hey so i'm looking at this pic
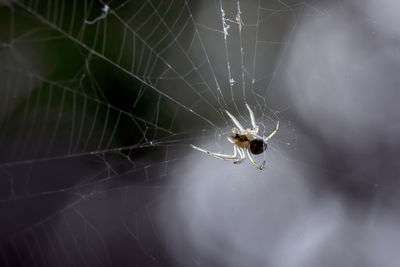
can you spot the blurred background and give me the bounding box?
[1,0,400,266]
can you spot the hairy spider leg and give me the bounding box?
[245,103,258,133]
[190,144,244,162]
[225,110,244,132]
[265,121,280,141]
[246,149,265,170]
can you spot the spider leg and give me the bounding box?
[191,144,240,161]
[246,149,265,170]
[227,136,236,144]
[237,147,245,158]
[265,121,280,141]
[234,147,246,164]
[225,110,244,132]
[245,103,259,133]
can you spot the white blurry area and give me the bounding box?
[157,1,400,266]
[285,0,400,149]
[159,142,400,267]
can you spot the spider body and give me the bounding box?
[191,104,279,170]
[231,133,249,148]
[230,133,266,155]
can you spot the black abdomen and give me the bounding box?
[249,139,267,155]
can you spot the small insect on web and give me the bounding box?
[191,104,279,170]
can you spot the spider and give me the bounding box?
[191,104,279,170]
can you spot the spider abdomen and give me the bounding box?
[250,139,267,155]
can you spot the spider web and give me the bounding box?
[1,0,377,266]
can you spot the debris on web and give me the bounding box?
[85,4,110,24]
